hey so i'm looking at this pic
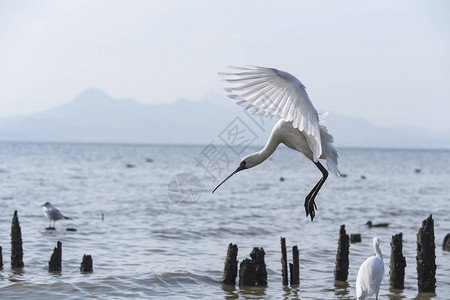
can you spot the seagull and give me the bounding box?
[366,221,389,228]
[212,66,340,221]
[356,237,384,300]
[42,202,72,229]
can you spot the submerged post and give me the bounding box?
[334,224,349,281]
[11,210,24,268]
[0,246,3,270]
[80,254,93,273]
[443,234,450,251]
[281,237,288,286]
[239,259,256,286]
[222,243,238,285]
[250,247,267,286]
[290,245,300,285]
[416,215,436,293]
[350,234,361,244]
[49,241,62,272]
[390,233,406,289]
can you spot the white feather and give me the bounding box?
[220,66,322,161]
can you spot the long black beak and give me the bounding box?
[212,164,246,193]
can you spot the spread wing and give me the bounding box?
[219,66,322,161]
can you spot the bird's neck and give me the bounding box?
[375,246,383,261]
[255,136,279,164]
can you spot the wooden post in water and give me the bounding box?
[443,234,450,251]
[290,245,299,285]
[0,246,3,270]
[389,233,406,289]
[280,237,288,286]
[416,214,436,293]
[49,241,62,272]
[250,247,267,286]
[80,254,93,273]
[334,224,349,281]
[239,259,256,286]
[11,210,24,268]
[222,243,238,285]
[350,234,361,244]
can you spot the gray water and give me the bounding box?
[0,142,449,299]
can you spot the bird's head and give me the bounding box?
[42,202,51,207]
[240,152,263,169]
[366,221,373,228]
[212,152,265,193]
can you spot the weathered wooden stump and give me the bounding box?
[390,233,406,289]
[80,254,93,273]
[443,234,450,251]
[222,243,238,285]
[239,259,256,286]
[280,237,288,286]
[49,241,62,272]
[416,215,436,293]
[334,224,349,281]
[250,247,267,286]
[350,234,361,243]
[290,245,299,285]
[11,210,24,268]
[0,246,3,270]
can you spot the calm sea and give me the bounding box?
[0,142,449,299]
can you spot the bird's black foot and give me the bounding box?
[304,195,318,221]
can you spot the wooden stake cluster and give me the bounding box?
[222,244,267,287]
[8,211,93,274]
[222,243,238,285]
[416,214,436,293]
[49,241,62,272]
[334,224,349,281]
[390,233,406,289]
[280,237,300,286]
[11,210,24,268]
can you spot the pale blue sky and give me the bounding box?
[0,0,449,130]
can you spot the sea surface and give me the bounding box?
[0,142,449,299]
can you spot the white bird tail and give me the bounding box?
[320,124,340,177]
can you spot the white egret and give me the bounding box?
[212,66,340,220]
[356,237,384,300]
[42,202,72,229]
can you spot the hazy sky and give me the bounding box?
[1,0,449,130]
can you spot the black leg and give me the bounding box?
[304,161,328,221]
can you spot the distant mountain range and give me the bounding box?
[0,89,448,149]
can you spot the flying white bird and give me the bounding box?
[356,237,385,300]
[212,66,340,220]
[42,202,72,229]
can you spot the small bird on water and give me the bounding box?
[212,66,340,221]
[356,237,384,300]
[42,202,72,229]
[366,221,389,228]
